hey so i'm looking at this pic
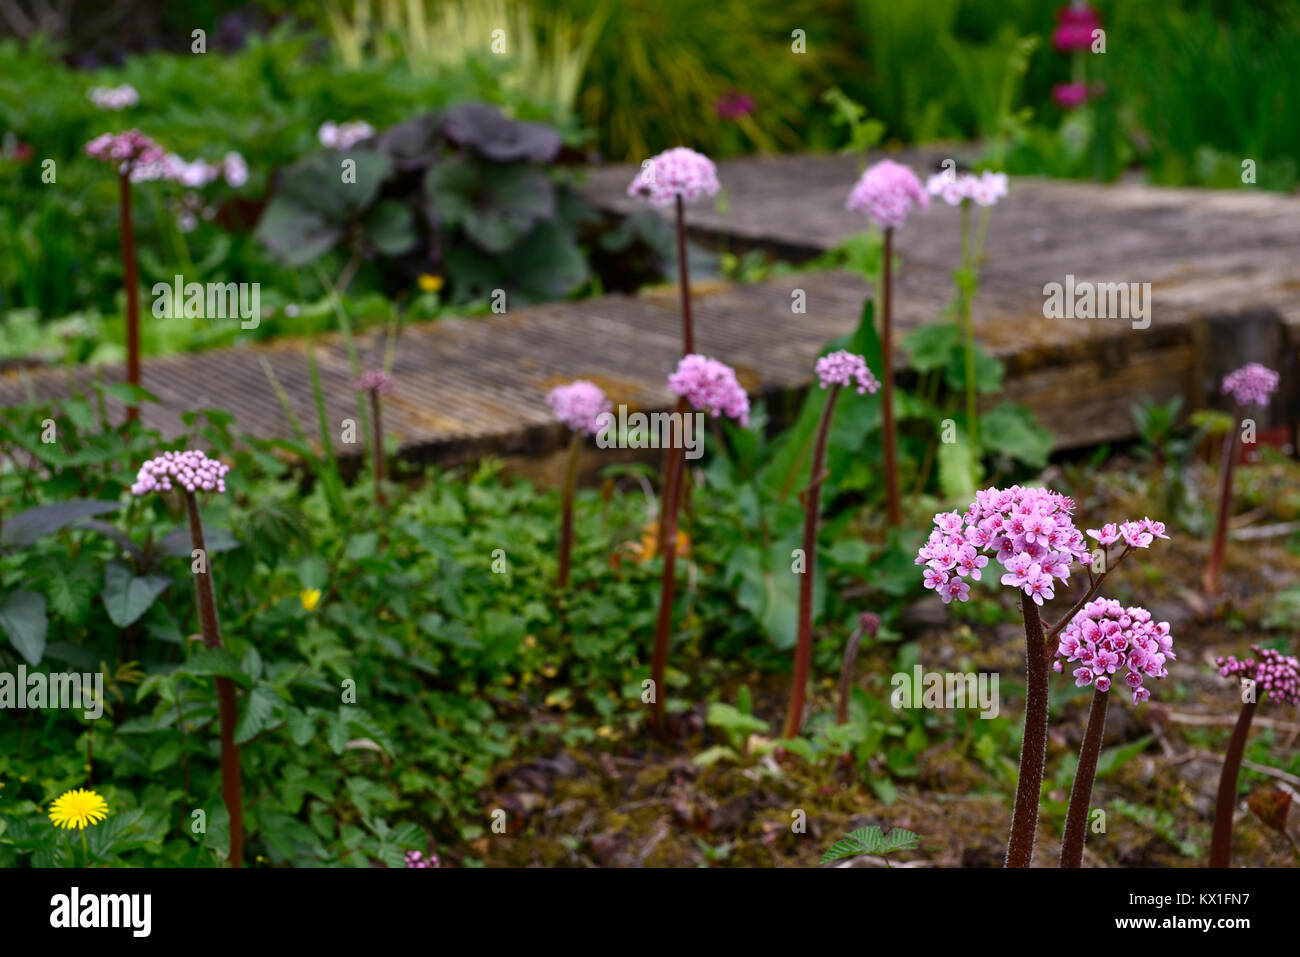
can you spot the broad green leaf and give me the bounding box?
[101,562,170,628]
[0,589,47,664]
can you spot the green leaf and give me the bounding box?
[363,200,418,256]
[101,562,170,628]
[1096,735,1153,778]
[0,499,121,548]
[981,403,1054,467]
[0,589,47,664]
[945,344,1004,394]
[901,322,960,373]
[936,432,977,500]
[234,684,281,745]
[287,708,317,747]
[182,646,245,680]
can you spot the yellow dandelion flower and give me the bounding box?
[300,588,322,612]
[417,273,444,293]
[48,788,109,830]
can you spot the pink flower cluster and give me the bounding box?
[404,850,440,868]
[925,169,1010,207]
[1216,646,1300,706]
[84,130,164,167]
[1084,518,1170,549]
[1053,3,1101,53]
[546,380,611,436]
[131,450,230,496]
[1220,362,1279,408]
[845,159,929,230]
[319,120,375,150]
[668,354,750,425]
[919,486,1093,606]
[627,147,720,207]
[131,151,248,188]
[815,350,880,395]
[352,370,395,396]
[1053,598,1174,703]
[88,84,140,110]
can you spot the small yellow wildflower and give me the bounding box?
[417,273,444,293]
[523,634,537,650]
[300,589,322,612]
[48,788,109,830]
[540,663,558,679]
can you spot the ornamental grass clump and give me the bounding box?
[546,380,612,590]
[1209,645,1300,867]
[845,159,928,526]
[648,354,748,732]
[352,370,395,508]
[782,351,879,739]
[1204,363,1280,595]
[918,486,1170,866]
[131,450,243,867]
[1053,599,1173,866]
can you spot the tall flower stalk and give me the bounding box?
[628,148,721,732]
[648,355,749,731]
[1053,599,1174,866]
[546,380,611,590]
[919,487,1170,866]
[1204,363,1279,595]
[783,352,879,739]
[131,450,242,866]
[845,160,928,526]
[352,371,395,509]
[85,131,165,423]
[1209,646,1300,866]
[925,169,1009,450]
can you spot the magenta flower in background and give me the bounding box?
[1217,646,1300,706]
[1053,598,1174,704]
[319,120,375,150]
[352,370,395,396]
[668,354,750,425]
[546,380,612,436]
[404,850,441,868]
[130,450,230,496]
[815,350,880,395]
[84,130,164,168]
[846,159,929,230]
[715,91,755,121]
[221,151,249,188]
[88,84,140,110]
[1053,2,1101,53]
[627,147,720,207]
[1221,362,1279,408]
[1052,82,1091,109]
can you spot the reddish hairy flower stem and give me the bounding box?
[183,492,243,868]
[1209,697,1257,867]
[675,196,694,355]
[1060,686,1110,867]
[837,615,877,726]
[557,431,580,590]
[880,228,901,527]
[1204,425,1239,595]
[650,437,688,734]
[119,171,141,422]
[1007,599,1049,867]
[369,389,386,507]
[783,385,840,739]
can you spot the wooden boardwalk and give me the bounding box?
[3,151,1297,469]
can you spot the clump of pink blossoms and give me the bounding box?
[131,450,230,496]
[1217,646,1300,706]
[319,121,375,150]
[668,354,750,425]
[1221,362,1279,408]
[918,486,1093,606]
[352,370,395,396]
[88,84,140,111]
[627,147,720,207]
[84,130,164,168]
[546,380,611,436]
[1054,598,1174,703]
[925,170,1010,207]
[815,350,881,395]
[845,159,929,230]
[404,850,441,868]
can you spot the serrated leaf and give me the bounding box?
[182,646,244,680]
[234,684,280,745]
